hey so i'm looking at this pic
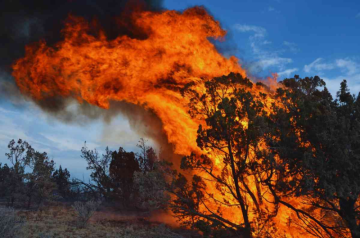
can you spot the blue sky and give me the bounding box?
[1,0,360,179]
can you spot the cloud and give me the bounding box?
[356,12,360,18]
[267,6,280,13]
[283,41,299,53]
[234,24,294,74]
[256,57,293,69]
[303,58,360,96]
[277,68,298,77]
[304,58,359,76]
[40,133,99,152]
[234,24,267,38]
[304,58,335,73]
[248,41,292,71]
[0,109,30,145]
[323,74,360,96]
[335,59,358,75]
[261,40,272,45]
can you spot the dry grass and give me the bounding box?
[15,205,190,238]
[0,207,24,238]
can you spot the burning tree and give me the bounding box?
[266,76,360,237]
[8,1,360,236]
[167,73,278,237]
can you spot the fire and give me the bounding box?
[12,7,244,156]
[11,6,346,238]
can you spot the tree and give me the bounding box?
[24,150,56,208]
[1,139,56,208]
[81,145,114,200]
[268,76,360,237]
[137,138,157,173]
[0,163,12,198]
[81,144,141,204]
[52,165,72,200]
[4,139,31,206]
[110,147,140,204]
[133,161,171,210]
[168,73,276,237]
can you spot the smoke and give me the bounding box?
[0,0,163,70]
[0,0,163,104]
[0,0,174,155]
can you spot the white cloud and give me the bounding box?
[257,58,293,69]
[277,68,298,77]
[323,74,360,96]
[261,40,272,45]
[304,58,359,76]
[248,42,292,71]
[335,59,358,75]
[268,7,275,12]
[40,133,99,152]
[234,23,294,73]
[283,41,299,53]
[304,58,335,73]
[356,12,360,18]
[234,24,267,38]
[303,58,360,96]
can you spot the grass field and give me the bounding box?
[13,205,199,238]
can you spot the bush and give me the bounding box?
[133,162,171,211]
[118,224,183,238]
[0,207,24,238]
[72,200,101,228]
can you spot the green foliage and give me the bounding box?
[81,139,165,210]
[52,166,73,200]
[0,139,57,208]
[269,75,360,237]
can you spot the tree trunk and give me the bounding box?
[228,142,252,238]
[339,197,360,238]
[27,195,32,209]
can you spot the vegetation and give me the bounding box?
[0,207,24,238]
[72,200,101,228]
[165,73,360,237]
[168,73,273,237]
[267,76,360,237]
[1,74,360,238]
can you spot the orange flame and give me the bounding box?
[11,6,347,237]
[12,7,245,156]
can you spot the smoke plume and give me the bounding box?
[0,0,163,69]
[1,0,170,151]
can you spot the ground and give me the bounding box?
[15,204,200,238]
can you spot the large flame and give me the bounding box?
[12,7,244,156]
[11,6,346,237]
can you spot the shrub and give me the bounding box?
[118,224,183,238]
[72,200,101,228]
[0,207,24,238]
[133,161,172,211]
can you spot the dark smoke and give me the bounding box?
[0,0,163,104]
[0,0,175,157]
[0,0,163,70]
